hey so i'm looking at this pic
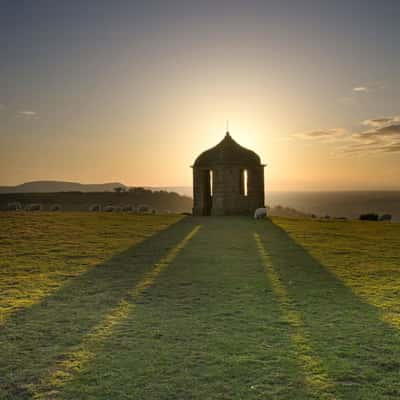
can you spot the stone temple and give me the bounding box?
[192,131,265,216]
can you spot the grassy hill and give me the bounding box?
[0,189,192,213]
[0,213,399,399]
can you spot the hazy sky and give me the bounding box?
[1,0,400,190]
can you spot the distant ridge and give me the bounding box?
[144,186,192,197]
[0,181,128,193]
[0,180,193,197]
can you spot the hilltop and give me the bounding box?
[0,180,128,193]
[0,181,193,197]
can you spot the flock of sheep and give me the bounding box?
[6,202,163,214]
[88,204,161,213]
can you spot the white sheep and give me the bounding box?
[254,207,267,219]
[25,204,42,211]
[89,204,101,212]
[7,202,22,211]
[137,204,151,213]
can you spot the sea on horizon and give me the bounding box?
[174,188,400,221]
[266,190,400,221]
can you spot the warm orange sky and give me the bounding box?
[1,1,400,190]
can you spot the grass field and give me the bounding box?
[1,213,400,399]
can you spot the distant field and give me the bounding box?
[1,214,400,399]
[0,190,192,213]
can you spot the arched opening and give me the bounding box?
[240,169,248,197]
[210,169,213,197]
[200,169,213,215]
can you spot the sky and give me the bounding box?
[1,0,400,190]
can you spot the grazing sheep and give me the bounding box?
[254,207,267,219]
[7,202,22,211]
[103,205,115,212]
[137,204,151,213]
[379,214,392,222]
[50,204,62,211]
[25,204,42,211]
[89,204,101,212]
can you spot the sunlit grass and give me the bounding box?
[254,233,335,399]
[0,212,182,324]
[272,217,400,329]
[258,217,400,399]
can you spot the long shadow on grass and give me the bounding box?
[0,217,195,399]
[257,219,400,399]
[58,217,314,400]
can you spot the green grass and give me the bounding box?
[0,212,182,325]
[1,214,400,399]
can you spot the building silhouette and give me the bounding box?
[192,131,265,216]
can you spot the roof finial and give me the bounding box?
[226,120,230,136]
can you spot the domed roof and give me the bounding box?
[193,132,261,167]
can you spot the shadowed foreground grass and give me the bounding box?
[1,214,400,399]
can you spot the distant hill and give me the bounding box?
[0,181,128,193]
[0,181,194,197]
[145,186,192,197]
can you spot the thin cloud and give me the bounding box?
[294,128,347,140]
[342,83,385,104]
[356,124,400,140]
[345,141,400,154]
[381,142,400,153]
[353,86,368,92]
[352,82,385,95]
[294,113,400,155]
[349,119,400,154]
[375,124,400,137]
[362,116,400,128]
[18,110,36,116]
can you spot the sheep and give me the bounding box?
[379,214,392,222]
[103,205,115,212]
[25,204,42,211]
[137,204,151,213]
[254,207,267,219]
[7,202,22,211]
[50,204,62,211]
[89,204,101,212]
